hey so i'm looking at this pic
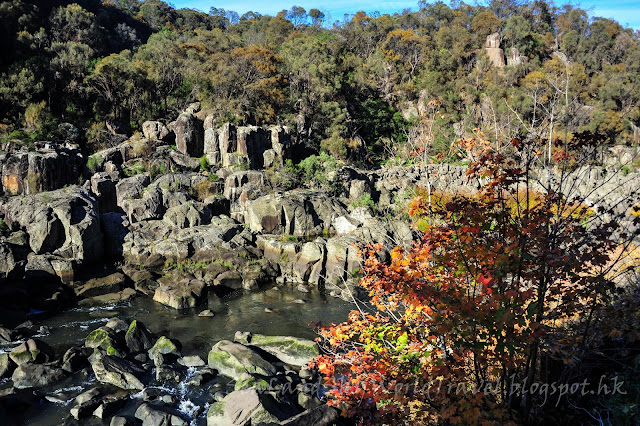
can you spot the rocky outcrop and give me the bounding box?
[507,47,528,66]
[246,191,349,237]
[485,33,505,67]
[208,340,278,380]
[171,113,204,157]
[1,186,103,264]
[1,143,83,196]
[142,120,173,143]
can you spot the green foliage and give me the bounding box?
[0,0,637,158]
[124,161,146,177]
[351,193,375,209]
[86,155,101,173]
[296,152,337,188]
[199,155,209,172]
[0,219,9,236]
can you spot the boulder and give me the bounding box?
[78,288,137,307]
[135,402,187,426]
[125,320,154,353]
[11,363,65,388]
[163,203,212,228]
[1,186,103,263]
[0,243,17,278]
[153,279,206,309]
[206,388,299,426]
[9,339,55,365]
[85,326,126,356]
[0,353,15,378]
[142,121,172,142]
[280,405,340,426]
[74,272,125,299]
[91,351,145,390]
[208,340,277,380]
[120,186,165,223]
[172,113,203,157]
[246,191,348,237]
[247,334,319,367]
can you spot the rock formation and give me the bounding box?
[485,32,506,67]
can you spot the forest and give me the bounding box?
[1,0,639,163]
[1,1,640,425]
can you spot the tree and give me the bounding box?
[287,5,307,27]
[49,3,100,45]
[309,9,325,27]
[311,137,639,424]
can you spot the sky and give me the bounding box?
[169,0,640,30]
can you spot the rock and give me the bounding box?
[62,345,91,373]
[172,113,204,157]
[208,340,277,380]
[121,186,165,223]
[91,172,119,213]
[234,331,252,344]
[74,387,101,405]
[148,336,181,363]
[101,213,129,259]
[153,279,205,309]
[9,338,55,365]
[125,320,154,353]
[0,243,18,278]
[71,397,102,420]
[236,126,272,169]
[156,364,181,382]
[332,216,360,235]
[11,363,65,388]
[198,309,215,317]
[91,351,145,390]
[110,416,129,426]
[247,335,319,367]
[1,186,103,263]
[203,194,230,216]
[280,405,339,426]
[78,288,137,307]
[0,353,15,377]
[163,203,212,228]
[178,355,205,367]
[75,272,126,299]
[116,174,150,207]
[1,144,83,196]
[485,33,505,67]
[214,270,243,289]
[135,402,187,426]
[186,367,217,386]
[206,388,299,426]
[142,121,172,143]
[223,170,265,221]
[246,191,348,237]
[85,327,125,356]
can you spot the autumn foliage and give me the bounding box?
[310,139,640,424]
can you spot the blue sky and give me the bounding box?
[169,0,640,30]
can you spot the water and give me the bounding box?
[1,284,354,425]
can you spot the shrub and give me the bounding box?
[199,155,210,172]
[86,155,101,173]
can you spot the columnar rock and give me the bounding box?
[218,123,237,167]
[172,113,204,157]
[91,172,119,212]
[1,144,84,195]
[485,33,505,67]
[507,47,528,66]
[203,116,220,164]
[237,126,272,169]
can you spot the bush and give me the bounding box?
[86,155,101,173]
[199,155,209,172]
[0,219,8,235]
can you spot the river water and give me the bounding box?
[0,285,355,425]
